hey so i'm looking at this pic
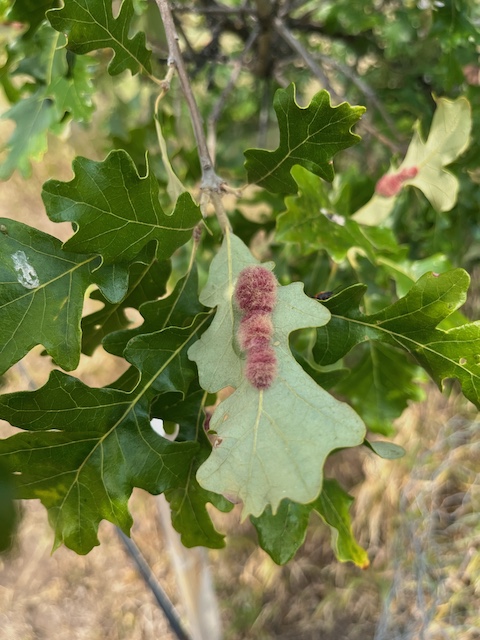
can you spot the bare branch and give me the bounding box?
[154,0,235,233]
[273,18,341,101]
[154,0,223,192]
[207,28,259,162]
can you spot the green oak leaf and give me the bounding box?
[0,218,129,375]
[334,342,426,435]
[103,263,204,357]
[276,165,400,262]
[0,25,96,179]
[0,312,209,553]
[250,478,369,567]
[244,84,365,194]
[189,232,366,518]
[250,500,311,565]
[313,269,480,409]
[47,39,96,122]
[82,245,171,356]
[0,371,198,554]
[7,0,55,34]
[0,462,18,552]
[42,150,202,264]
[0,91,57,179]
[47,0,152,77]
[353,96,472,225]
[364,439,405,460]
[313,479,369,568]
[159,389,234,549]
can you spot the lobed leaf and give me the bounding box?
[47,0,152,77]
[313,269,480,409]
[0,312,210,554]
[353,96,472,225]
[251,479,369,567]
[82,246,171,356]
[313,479,369,568]
[189,232,366,518]
[42,150,202,264]
[103,263,205,358]
[160,389,234,549]
[244,84,365,194]
[0,218,124,375]
[276,165,400,262]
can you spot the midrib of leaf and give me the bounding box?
[331,312,478,381]
[64,0,155,80]
[56,312,213,517]
[0,255,97,310]
[58,196,186,232]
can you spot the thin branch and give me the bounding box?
[154,0,223,192]
[273,18,341,101]
[171,3,257,15]
[314,51,402,143]
[207,27,259,162]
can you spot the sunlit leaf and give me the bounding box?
[314,269,480,408]
[313,479,369,568]
[42,150,202,264]
[353,96,472,224]
[47,0,152,76]
[244,84,365,194]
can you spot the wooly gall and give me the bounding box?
[234,265,277,314]
[234,266,278,390]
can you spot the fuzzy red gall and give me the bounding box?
[234,266,277,313]
[237,313,273,351]
[375,166,418,197]
[245,346,277,390]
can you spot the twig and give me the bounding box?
[154,0,224,197]
[207,27,259,162]
[171,3,256,15]
[314,51,402,143]
[116,528,192,640]
[273,18,341,101]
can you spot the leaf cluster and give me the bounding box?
[0,0,479,567]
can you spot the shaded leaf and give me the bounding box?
[42,150,202,264]
[47,0,152,76]
[189,232,366,518]
[7,0,55,33]
[103,263,204,357]
[82,246,171,356]
[276,166,400,262]
[161,389,233,549]
[0,371,198,554]
[334,342,426,435]
[0,312,209,553]
[250,500,311,565]
[244,84,365,194]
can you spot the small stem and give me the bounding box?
[207,27,259,162]
[154,0,223,191]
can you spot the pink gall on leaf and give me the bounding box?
[234,265,277,313]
